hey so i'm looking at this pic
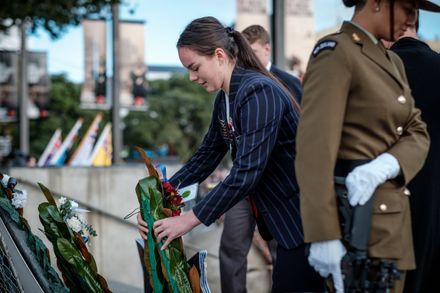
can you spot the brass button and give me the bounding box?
[397,96,407,104]
[396,126,403,135]
[404,188,411,196]
[379,204,387,211]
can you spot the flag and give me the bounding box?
[88,123,112,166]
[68,113,102,166]
[49,118,83,166]
[37,128,62,167]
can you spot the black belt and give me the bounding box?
[334,159,371,178]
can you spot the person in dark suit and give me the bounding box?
[137,16,324,292]
[388,12,440,293]
[217,24,303,293]
[242,25,302,103]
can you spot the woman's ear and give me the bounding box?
[214,48,228,65]
[372,0,382,12]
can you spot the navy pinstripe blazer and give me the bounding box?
[170,66,304,249]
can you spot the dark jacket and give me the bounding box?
[391,37,440,292]
[170,66,304,249]
[270,64,303,103]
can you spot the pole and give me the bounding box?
[18,20,29,155]
[111,4,123,164]
[272,0,286,69]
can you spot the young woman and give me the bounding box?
[138,16,325,292]
[295,0,434,292]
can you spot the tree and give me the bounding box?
[124,75,215,161]
[28,74,101,160]
[22,73,213,164]
[0,0,120,38]
[1,0,121,156]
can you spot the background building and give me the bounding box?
[236,0,315,76]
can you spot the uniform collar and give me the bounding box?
[340,21,405,89]
[348,21,378,45]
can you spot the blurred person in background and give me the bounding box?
[385,8,440,293]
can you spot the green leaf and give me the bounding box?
[0,198,20,223]
[136,181,165,292]
[38,203,71,240]
[137,176,193,293]
[57,238,104,293]
[181,191,190,198]
[38,183,57,206]
[46,205,64,223]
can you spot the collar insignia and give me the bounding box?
[352,33,361,43]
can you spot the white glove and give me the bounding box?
[346,153,400,206]
[308,240,346,293]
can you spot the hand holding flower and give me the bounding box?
[153,210,201,250]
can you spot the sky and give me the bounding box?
[27,0,440,83]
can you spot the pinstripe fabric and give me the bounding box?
[170,66,303,249]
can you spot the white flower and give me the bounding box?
[70,200,79,209]
[66,216,83,233]
[74,212,86,223]
[1,174,10,187]
[59,197,67,205]
[11,189,27,209]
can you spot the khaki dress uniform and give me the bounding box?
[296,21,430,270]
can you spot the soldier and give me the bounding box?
[296,0,434,292]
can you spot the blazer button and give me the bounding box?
[397,95,407,104]
[404,188,411,196]
[379,204,387,211]
[396,126,403,135]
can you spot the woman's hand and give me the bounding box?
[153,210,201,250]
[137,212,149,240]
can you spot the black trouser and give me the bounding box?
[271,243,325,293]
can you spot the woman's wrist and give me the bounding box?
[186,209,202,229]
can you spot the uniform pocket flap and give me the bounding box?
[372,187,402,214]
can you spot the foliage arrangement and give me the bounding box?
[0,174,68,293]
[38,183,111,293]
[135,147,201,293]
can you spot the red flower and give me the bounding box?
[162,181,175,194]
[161,181,184,216]
[170,196,183,206]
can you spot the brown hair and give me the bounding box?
[343,0,366,10]
[241,25,271,45]
[177,17,299,110]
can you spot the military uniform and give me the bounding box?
[296,21,430,270]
